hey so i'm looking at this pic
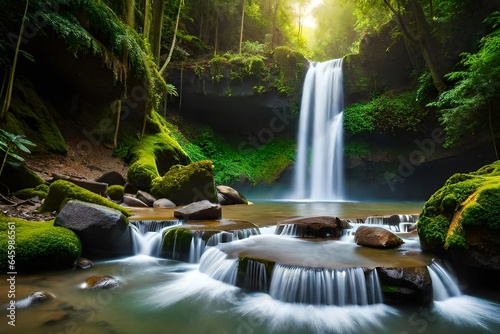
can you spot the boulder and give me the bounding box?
[216,185,249,205]
[174,200,221,221]
[76,257,94,270]
[122,195,148,207]
[354,226,404,248]
[418,161,500,286]
[84,275,121,290]
[40,179,130,216]
[16,291,55,309]
[54,200,133,258]
[153,198,176,208]
[95,171,126,186]
[136,190,156,207]
[106,185,124,201]
[377,266,433,306]
[275,216,352,238]
[150,160,218,205]
[0,217,81,273]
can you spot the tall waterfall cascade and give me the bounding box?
[293,58,345,200]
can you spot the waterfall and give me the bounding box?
[130,220,181,256]
[427,261,461,301]
[293,58,345,201]
[199,247,238,285]
[269,264,383,306]
[189,231,206,263]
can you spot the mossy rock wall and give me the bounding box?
[418,161,500,273]
[0,217,81,273]
[150,160,217,205]
[0,163,45,194]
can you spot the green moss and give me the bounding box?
[0,163,45,193]
[271,46,307,97]
[419,162,500,253]
[106,185,124,201]
[150,160,217,205]
[127,130,190,191]
[382,285,399,293]
[159,227,193,260]
[0,217,81,273]
[40,180,131,216]
[12,188,48,200]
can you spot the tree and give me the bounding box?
[159,0,183,75]
[151,0,164,64]
[1,0,28,121]
[239,0,246,55]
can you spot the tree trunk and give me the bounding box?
[271,0,280,49]
[1,0,29,121]
[143,0,151,39]
[125,0,135,27]
[239,0,245,55]
[214,10,219,55]
[159,0,183,75]
[151,0,164,65]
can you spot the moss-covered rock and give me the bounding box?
[0,216,81,273]
[106,185,124,201]
[127,132,190,192]
[418,161,500,272]
[40,180,131,216]
[150,160,218,205]
[12,183,49,200]
[0,163,45,194]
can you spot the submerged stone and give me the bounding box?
[16,291,55,309]
[84,275,121,290]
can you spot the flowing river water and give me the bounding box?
[1,201,500,334]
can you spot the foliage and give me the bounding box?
[40,180,131,216]
[12,183,49,200]
[428,12,500,147]
[271,46,307,96]
[0,216,82,273]
[344,90,427,135]
[0,128,35,176]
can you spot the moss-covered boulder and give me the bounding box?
[377,266,433,306]
[54,200,132,258]
[150,160,218,205]
[40,180,131,216]
[12,183,50,200]
[0,217,81,273]
[106,185,124,201]
[418,161,500,273]
[127,132,190,192]
[0,163,45,194]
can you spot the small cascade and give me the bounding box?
[427,261,461,301]
[363,214,418,232]
[276,224,298,236]
[269,264,383,306]
[130,221,181,256]
[206,228,261,247]
[198,247,238,285]
[242,260,269,292]
[188,231,206,263]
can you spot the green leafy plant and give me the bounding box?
[0,129,35,176]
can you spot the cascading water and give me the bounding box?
[293,58,345,201]
[130,220,181,256]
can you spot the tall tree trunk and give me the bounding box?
[159,0,183,75]
[151,0,164,65]
[143,0,151,39]
[271,0,280,49]
[1,0,29,121]
[239,0,245,55]
[125,0,135,27]
[214,9,219,55]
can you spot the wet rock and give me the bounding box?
[122,195,148,207]
[76,257,94,270]
[377,266,433,306]
[354,226,404,248]
[136,190,157,207]
[174,200,221,221]
[275,216,351,238]
[153,198,176,208]
[216,185,249,205]
[84,275,121,290]
[16,291,55,309]
[124,182,138,195]
[54,200,133,258]
[95,171,126,186]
